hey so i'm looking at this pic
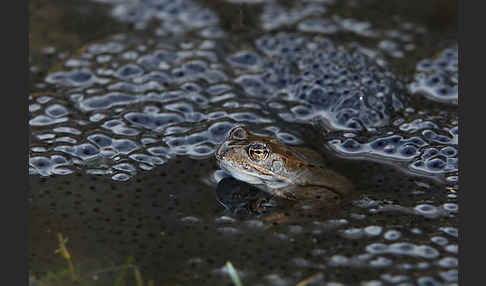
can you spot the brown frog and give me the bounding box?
[215,126,353,212]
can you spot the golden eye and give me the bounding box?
[248,144,269,161]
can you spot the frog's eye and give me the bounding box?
[229,126,248,140]
[248,144,269,161]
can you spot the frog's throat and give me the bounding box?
[246,160,294,186]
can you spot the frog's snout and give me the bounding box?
[215,141,229,161]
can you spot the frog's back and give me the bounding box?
[288,145,327,166]
[286,146,354,196]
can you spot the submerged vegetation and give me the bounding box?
[32,234,154,286]
[32,234,249,286]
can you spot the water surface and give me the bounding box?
[29,0,458,285]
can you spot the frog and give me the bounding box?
[215,126,354,213]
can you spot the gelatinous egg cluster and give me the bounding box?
[29,21,420,181]
[258,0,427,63]
[28,0,458,183]
[329,112,458,178]
[409,46,458,104]
[260,0,329,31]
[29,34,311,181]
[92,0,221,36]
[29,28,458,183]
[229,33,407,131]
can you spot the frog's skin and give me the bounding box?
[215,126,353,210]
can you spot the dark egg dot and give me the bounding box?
[341,139,361,151]
[70,71,92,83]
[184,62,206,73]
[437,87,451,96]
[88,134,112,147]
[45,104,69,118]
[209,122,234,141]
[408,137,426,146]
[346,121,359,129]
[413,160,424,167]
[399,145,417,157]
[426,158,446,170]
[441,146,457,157]
[117,64,143,78]
[434,135,451,143]
[450,127,458,135]
[370,139,386,149]
[228,51,260,66]
[74,144,100,159]
[426,76,441,86]
[423,148,439,158]
[30,157,50,169]
[390,135,402,144]
[293,106,311,117]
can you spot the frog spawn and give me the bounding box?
[328,110,458,181]
[409,46,459,104]
[29,30,460,182]
[30,34,458,179]
[29,0,458,284]
[258,0,428,65]
[32,35,245,179]
[91,0,221,35]
[230,33,407,132]
[30,31,413,181]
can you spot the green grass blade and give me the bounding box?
[114,256,134,286]
[225,261,243,286]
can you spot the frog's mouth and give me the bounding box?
[216,156,290,190]
[216,158,258,182]
[214,141,228,162]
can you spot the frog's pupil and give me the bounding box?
[248,144,268,161]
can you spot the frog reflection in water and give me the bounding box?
[215,126,353,214]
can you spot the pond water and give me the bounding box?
[29,0,458,285]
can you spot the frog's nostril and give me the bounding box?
[216,150,223,159]
[215,143,229,161]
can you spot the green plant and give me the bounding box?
[225,261,244,286]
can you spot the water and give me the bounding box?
[29,0,458,285]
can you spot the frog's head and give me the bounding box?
[215,126,292,188]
